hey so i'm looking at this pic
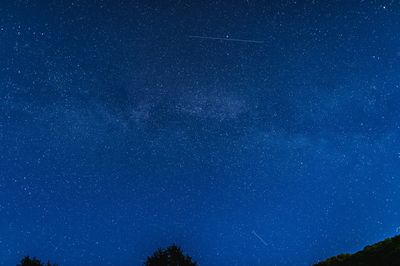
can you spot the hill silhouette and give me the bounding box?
[314,235,400,266]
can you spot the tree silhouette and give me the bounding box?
[145,244,197,266]
[17,256,57,266]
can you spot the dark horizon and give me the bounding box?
[1,1,400,265]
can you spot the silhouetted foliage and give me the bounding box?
[17,256,57,266]
[145,244,197,266]
[314,235,400,266]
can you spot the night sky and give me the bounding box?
[1,1,400,265]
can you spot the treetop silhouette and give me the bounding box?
[144,244,197,266]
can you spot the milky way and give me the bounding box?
[1,1,400,265]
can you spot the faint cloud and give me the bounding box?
[129,102,152,123]
[177,92,248,121]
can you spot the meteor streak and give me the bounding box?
[252,230,269,247]
[189,35,265,44]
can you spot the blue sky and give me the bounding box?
[1,1,400,265]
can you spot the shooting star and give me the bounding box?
[189,35,265,44]
[252,230,268,247]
